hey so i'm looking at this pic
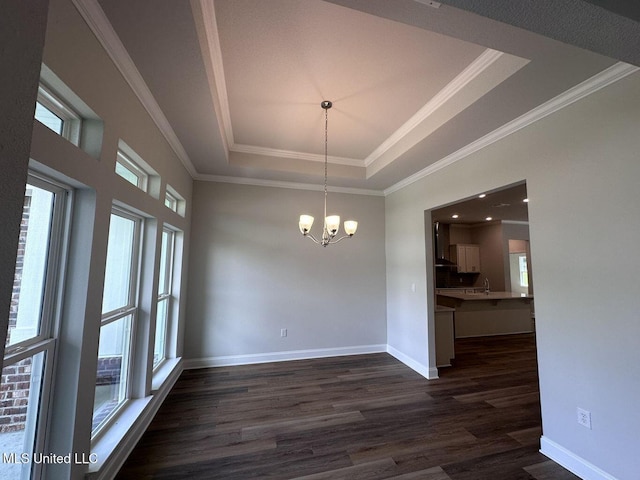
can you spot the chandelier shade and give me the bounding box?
[298,101,358,247]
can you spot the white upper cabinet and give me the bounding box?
[450,244,481,273]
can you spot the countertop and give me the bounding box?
[437,291,533,302]
[435,305,455,312]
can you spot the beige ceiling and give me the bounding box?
[94,0,621,192]
[432,183,529,225]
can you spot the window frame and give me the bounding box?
[2,172,72,480]
[153,228,175,370]
[92,208,143,438]
[35,84,82,145]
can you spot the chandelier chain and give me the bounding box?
[323,106,328,221]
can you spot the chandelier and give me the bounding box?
[298,101,358,246]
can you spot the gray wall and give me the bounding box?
[1,0,194,477]
[184,181,387,363]
[471,222,505,291]
[385,70,640,479]
[0,0,49,360]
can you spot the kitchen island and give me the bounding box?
[436,291,534,338]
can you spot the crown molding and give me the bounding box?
[384,61,639,196]
[231,143,363,167]
[364,49,504,168]
[194,174,384,196]
[71,0,197,178]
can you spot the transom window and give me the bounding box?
[164,191,177,212]
[115,151,149,192]
[34,85,81,145]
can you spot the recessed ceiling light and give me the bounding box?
[478,194,486,198]
[485,216,493,221]
[523,198,529,203]
[451,214,459,219]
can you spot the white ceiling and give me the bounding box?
[91,0,629,193]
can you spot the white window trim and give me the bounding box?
[36,84,82,145]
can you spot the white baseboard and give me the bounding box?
[540,436,618,480]
[183,344,388,369]
[386,345,438,379]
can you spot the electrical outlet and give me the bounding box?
[577,407,592,429]
[280,328,287,338]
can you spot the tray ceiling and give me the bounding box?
[92,0,623,192]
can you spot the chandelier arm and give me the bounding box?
[303,233,321,245]
[327,234,354,244]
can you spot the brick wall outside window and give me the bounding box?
[1,196,31,432]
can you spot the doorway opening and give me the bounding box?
[427,181,535,371]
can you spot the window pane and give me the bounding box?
[115,162,140,187]
[7,185,54,347]
[0,352,47,480]
[164,194,177,211]
[93,316,131,432]
[158,230,172,296]
[34,102,64,135]
[102,214,136,314]
[154,298,168,368]
[519,255,529,287]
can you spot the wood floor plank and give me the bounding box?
[387,466,452,480]
[290,457,397,480]
[116,334,580,480]
[240,411,365,441]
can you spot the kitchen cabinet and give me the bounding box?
[435,307,455,367]
[450,244,480,273]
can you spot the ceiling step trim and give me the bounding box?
[231,144,363,168]
[191,0,232,160]
[364,48,504,168]
[71,0,197,177]
[384,61,639,196]
[195,174,384,196]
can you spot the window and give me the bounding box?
[115,151,148,192]
[34,85,81,144]
[164,191,177,212]
[164,185,185,217]
[519,255,529,288]
[93,210,141,435]
[154,229,175,368]
[1,175,69,480]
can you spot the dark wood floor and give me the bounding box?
[116,334,579,479]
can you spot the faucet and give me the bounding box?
[484,277,490,294]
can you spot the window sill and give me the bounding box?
[152,357,181,393]
[87,358,182,479]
